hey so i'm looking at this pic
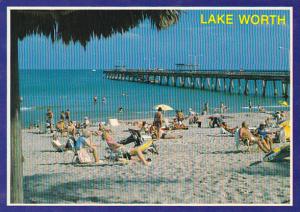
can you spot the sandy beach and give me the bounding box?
[22,112,290,204]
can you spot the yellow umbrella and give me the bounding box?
[153,104,174,111]
[278,100,289,107]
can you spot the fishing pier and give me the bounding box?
[103,69,290,97]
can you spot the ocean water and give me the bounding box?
[19,69,289,127]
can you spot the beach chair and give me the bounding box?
[51,139,65,152]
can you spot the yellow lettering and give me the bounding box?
[239,15,251,24]
[260,15,269,25]
[251,15,260,25]
[269,15,277,24]
[277,15,286,25]
[208,14,217,24]
[217,15,225,24]
[200,14,208,24]
[226,14,233,24]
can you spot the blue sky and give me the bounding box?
[18,10,290,70]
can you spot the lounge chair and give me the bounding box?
[51,139,65,152]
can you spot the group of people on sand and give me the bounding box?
[46,108,92,137]
[151,104,289,155]
[48,102,289,166]
[52,122,152,166]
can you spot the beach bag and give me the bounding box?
[76,148,93,164]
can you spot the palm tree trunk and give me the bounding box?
[10,13,23,203]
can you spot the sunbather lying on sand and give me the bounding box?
[172,118,188,130]
[239,121,272,153]
[220,121,238,134]
[102,131,150,166]
[149,126,183,139]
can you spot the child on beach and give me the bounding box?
[65,109,70,122]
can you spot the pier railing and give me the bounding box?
[103,69,290,97]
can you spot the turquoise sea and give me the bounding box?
[19,69,289,127]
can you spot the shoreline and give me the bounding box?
[22,110,285,130]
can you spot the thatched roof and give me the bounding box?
[12,10,180,46]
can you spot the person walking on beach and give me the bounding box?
[248,100,252,113]
[204,102,209,114]
[60,111,65,121]
[46,108,54,133]
[65,109,70,123]
[220,102,225,113]
[153,107,163,139]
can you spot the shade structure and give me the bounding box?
[153,104,174,111]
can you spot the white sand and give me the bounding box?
[22,112,290,204]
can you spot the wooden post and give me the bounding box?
[273,80,278,96]
[244,80,249,95]
[254,80,258,95]
[201,78,205,90]
[282,81,286,97]
[216,78,221,91]
[11,14,24,203]
[207,78,211,89]
[262,80,267,97]
[181,77,185,87]
[285,83,289,98]
[223,78,227,91]
[229,79,234,94]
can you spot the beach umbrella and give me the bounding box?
[153,104,174,111]
[278,100,289,107]
[10,10,180,203]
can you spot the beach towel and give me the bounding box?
[51,139,64,152]
[108,119,119,126]
[76,148,93,163]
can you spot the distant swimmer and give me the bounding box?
[121,93,128,97]
[118,106,124,113]
[20,96,23,102]
[102,96,106,103]
[93,96,97,103]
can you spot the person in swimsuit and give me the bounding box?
[46,108,54,133]
[75,130,100,163]
[60,111,65,121]
[102,131,150,166]
[65,109,70,123]
[153,107,163,139]
[239,121,271,153]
